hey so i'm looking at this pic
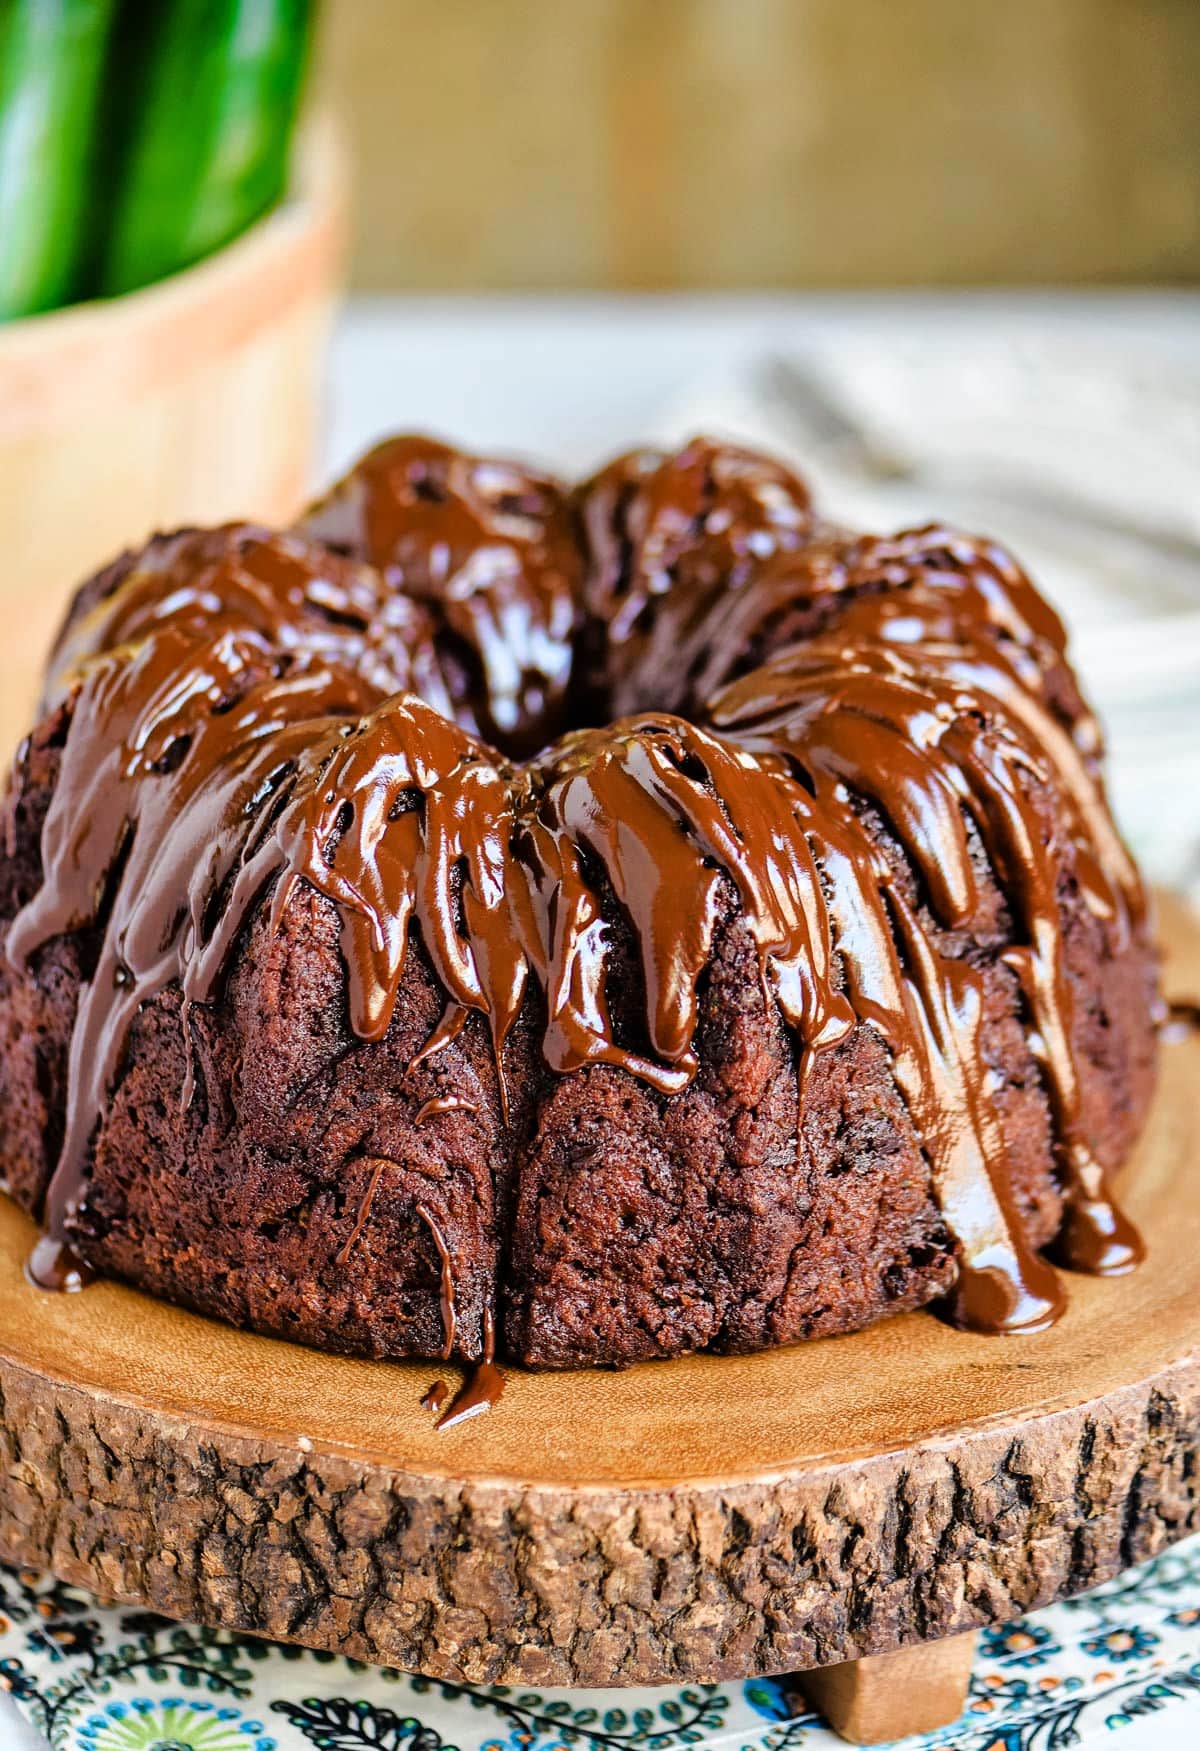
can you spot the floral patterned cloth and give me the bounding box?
[2,1537,1200,1751]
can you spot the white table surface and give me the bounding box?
[319,289,1200,482]
[7,291,1198,1751]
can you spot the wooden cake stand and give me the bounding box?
[2,897,1199,1747]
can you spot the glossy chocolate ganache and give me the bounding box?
[0,435,1158,1393]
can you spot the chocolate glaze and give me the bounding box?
[47,524,459,726]
[578,438,815,718]
[301,435,582,757]
[7,435,1148,1345]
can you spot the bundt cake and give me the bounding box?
[0,434,1158,1391]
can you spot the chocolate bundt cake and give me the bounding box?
[0,435,1158,1384]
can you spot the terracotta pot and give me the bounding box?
[0,116,347,752]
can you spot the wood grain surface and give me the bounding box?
[800,1632,979,1745]
[0,896,1197,1687]
[314,0,1200,292]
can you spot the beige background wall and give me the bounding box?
[313,0,1200,291]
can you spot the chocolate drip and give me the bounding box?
[420,1380,449,1415]
[26,1235,94,1293]
[414,1094,479,1124]
[335,1158,389,1269]
[1158,999,1200,1044]
[435,1305,506,1431]
[707,532,1144,1303]
[512,718,855,1090]
[7,436,1147,1340]
[416,1202,458,1358]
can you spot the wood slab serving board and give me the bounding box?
[0,897,1197,1702]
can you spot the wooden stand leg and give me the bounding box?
[799,1630,978,1746]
